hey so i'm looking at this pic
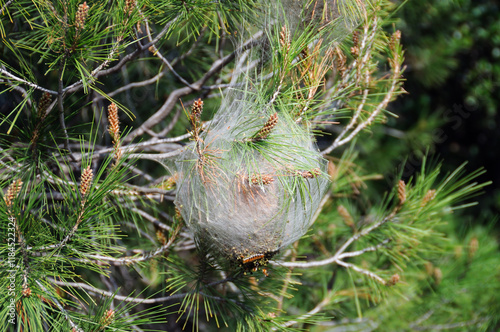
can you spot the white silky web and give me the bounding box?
[170,0,364,263]
[172,92,329,261]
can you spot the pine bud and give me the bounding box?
[80,166,93,198]
[421,189,436,207]
[75,2,89,32]
[22,286,32,297]
[279,25,290,53]
[253,112,278,141]
[101,309,115,327]
[299,168,321,179]
[353,30,360,49]
[37,92,52,120]
[397,180,406,204]
[433,267,442,286]
[156,230,167,245]
[191,98,204,122]
[388,273,400,286]
[107,103,120,141]
[334,46,347,77]
[5,179,23,208]
[424,261,433,276]
[390,30,402,51]
[250,174,274,185]
[175,206,182,221]
[337,205,354,228]
[468,237,479,259]
[162,175,177,190]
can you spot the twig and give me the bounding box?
[337,239,391,260]
[81,222,180,265]
[322,18,404,155]
[278,215,392,268]
[48,278,183,303]
[0,0,13,14]
[93,71,165,102]
[123,31,263,143]
[157,105,182,136]
[76,17,179,94]
[35,280,84,332]
[411,319,489,331]
[141,12,196,90]
[58,59,73,158]
[335,260,386,285]
[72,132,194,162]
[0,67,58,95]
[278,289,335,329]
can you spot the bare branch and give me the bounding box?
[123,31,263,143]
[0,0,14,14]
[0,67,58,95]
[335,259,386,285]
[35,280,84,332]
[278,215,392,268]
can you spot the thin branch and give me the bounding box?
[81,223,180,265]
[93,71,165,102]
[278,289,335,329]
[123,31,263,143]
[278,215,392,268]
[411,319,489,331]
[48,278,183,303]
[35,280,84,332]
[142,12,196,90]
[322,18,404,155]
[337,238,391,260]
[72,133,193,162]
[335,259,386,285]
[129,207,174,232]
[0,67,58,95]
[58,59,73,157]
[63,38,121,96]
[0,0,14,14]
[157,105,182,136]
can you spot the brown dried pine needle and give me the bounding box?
[80,166,93,198]
[253,112,278,141]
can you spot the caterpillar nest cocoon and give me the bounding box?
[173,96,329,271]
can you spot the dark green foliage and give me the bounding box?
[0,0,497,331]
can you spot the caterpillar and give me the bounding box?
[237,249,279,277]
[242,254,265,265]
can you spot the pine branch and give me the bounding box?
[123,30,264,143]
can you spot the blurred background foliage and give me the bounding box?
[338,0,500,330]
[393,0,499,218]
[353,0,499,213]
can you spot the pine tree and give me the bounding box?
[0,0,493,331]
